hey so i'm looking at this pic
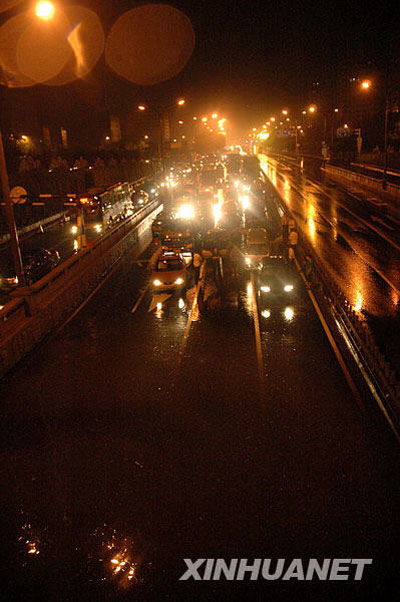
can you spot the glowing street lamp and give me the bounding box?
[35,1,55,20]
[177,98,185,106]
[308,105,316,113]
[361,80,370,90]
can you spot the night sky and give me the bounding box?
[0,0,397,141]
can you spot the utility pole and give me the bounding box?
[0,126,24,285]
[383,97,389,190]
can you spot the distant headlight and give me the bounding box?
[71,225,78,234]
[95,224,102,232]
[245,257,251,264]
[1,275,18,286]
[260,286,270,292]
[175,277,184,285]
[153,279,162,286]
[284,284,294,292]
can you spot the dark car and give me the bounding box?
[0,247,60,290]
[23,248,60,285]
[140,181,159,200]
[130,190,150,210]
[258,256,296,299]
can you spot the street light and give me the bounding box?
[137,98,185,178]
[35,1,55,20]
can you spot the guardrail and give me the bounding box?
[261,170,400,431]
[323,163,400,199]
[0,197,162,378]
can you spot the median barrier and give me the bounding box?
[323,164,400,200]
[0,198,162,378]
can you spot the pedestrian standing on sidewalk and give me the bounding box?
[288,227,298,262]
[212,246,221,282]
[304,254,314,282]
[281,213,289,245]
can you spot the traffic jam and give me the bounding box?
[140,152,298,322]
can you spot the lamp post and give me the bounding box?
[138,98,185,180]
[360,79,390,189]
[383,97,390,189]
[0,2,56,286]
[0,128,24,284]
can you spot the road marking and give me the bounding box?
[148,293,171,312]
[386,214,400,226]
[131,283,149,314]
[339,203,400,251]
[250,270,265,393]
[176,263,205,370]
[370,215,395,230]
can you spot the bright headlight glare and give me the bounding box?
[260,286,271,292]
[153,279,162,286]
[284,284,294,292]
[71,225,78,234]
[245,257,251,264]
[175,277,184,285]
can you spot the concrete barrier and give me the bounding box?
[0,199,162,378]
[323,164,400,200]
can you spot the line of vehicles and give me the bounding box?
[148,152,296,302]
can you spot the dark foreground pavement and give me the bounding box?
[0,240,399,601]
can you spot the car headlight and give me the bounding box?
[260,286,270,292]
[71,225,78,234]
[175,277,184,285]
[153,279,162,286]
[245,257,251,265]
[284,284,294,292]
[95,224,102,232]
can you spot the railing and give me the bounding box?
[323,164,400,199]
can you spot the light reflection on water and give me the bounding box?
[14,513,147,593]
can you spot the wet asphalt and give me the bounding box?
[259,154,400,374]
[0,207,399,601]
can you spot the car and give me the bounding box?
[0,247,60,289]
[244,227,269,268]
[23,248,61,285]
[130,190,149,210]
[258,256,296,299]
[151,252,186,291]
